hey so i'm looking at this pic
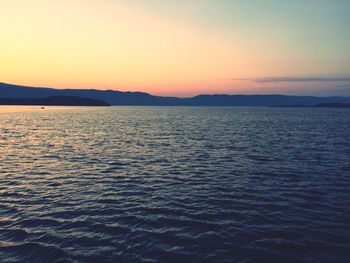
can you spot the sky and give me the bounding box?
[1,0,350,96]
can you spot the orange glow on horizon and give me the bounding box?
[1,0,349,96]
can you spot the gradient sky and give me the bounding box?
[1,0,350,96]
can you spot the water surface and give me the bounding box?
[0,106,349,262]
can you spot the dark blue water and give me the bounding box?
[0,106,349,263]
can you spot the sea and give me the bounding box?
[0,106,349,263]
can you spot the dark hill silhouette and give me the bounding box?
[276,103,350,108]
[0,96,110,106]
[1,82,350,106]
[313,103,350,108]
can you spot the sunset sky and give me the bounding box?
[1,0,350,96]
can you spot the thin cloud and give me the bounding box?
[234,77,350,83]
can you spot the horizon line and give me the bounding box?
[1,81,350,98]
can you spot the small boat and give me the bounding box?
[41,107,45,109]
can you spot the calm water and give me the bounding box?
[0,106,349,263]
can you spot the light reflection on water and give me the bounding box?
[0,106,349,262]
[0,105,96,112]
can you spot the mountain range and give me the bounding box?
[1,82,350,106]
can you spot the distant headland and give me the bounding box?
[275,103,350,108]
[1,82,350,107]
[0,95,110,106]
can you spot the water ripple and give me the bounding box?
[1,106,350,262]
